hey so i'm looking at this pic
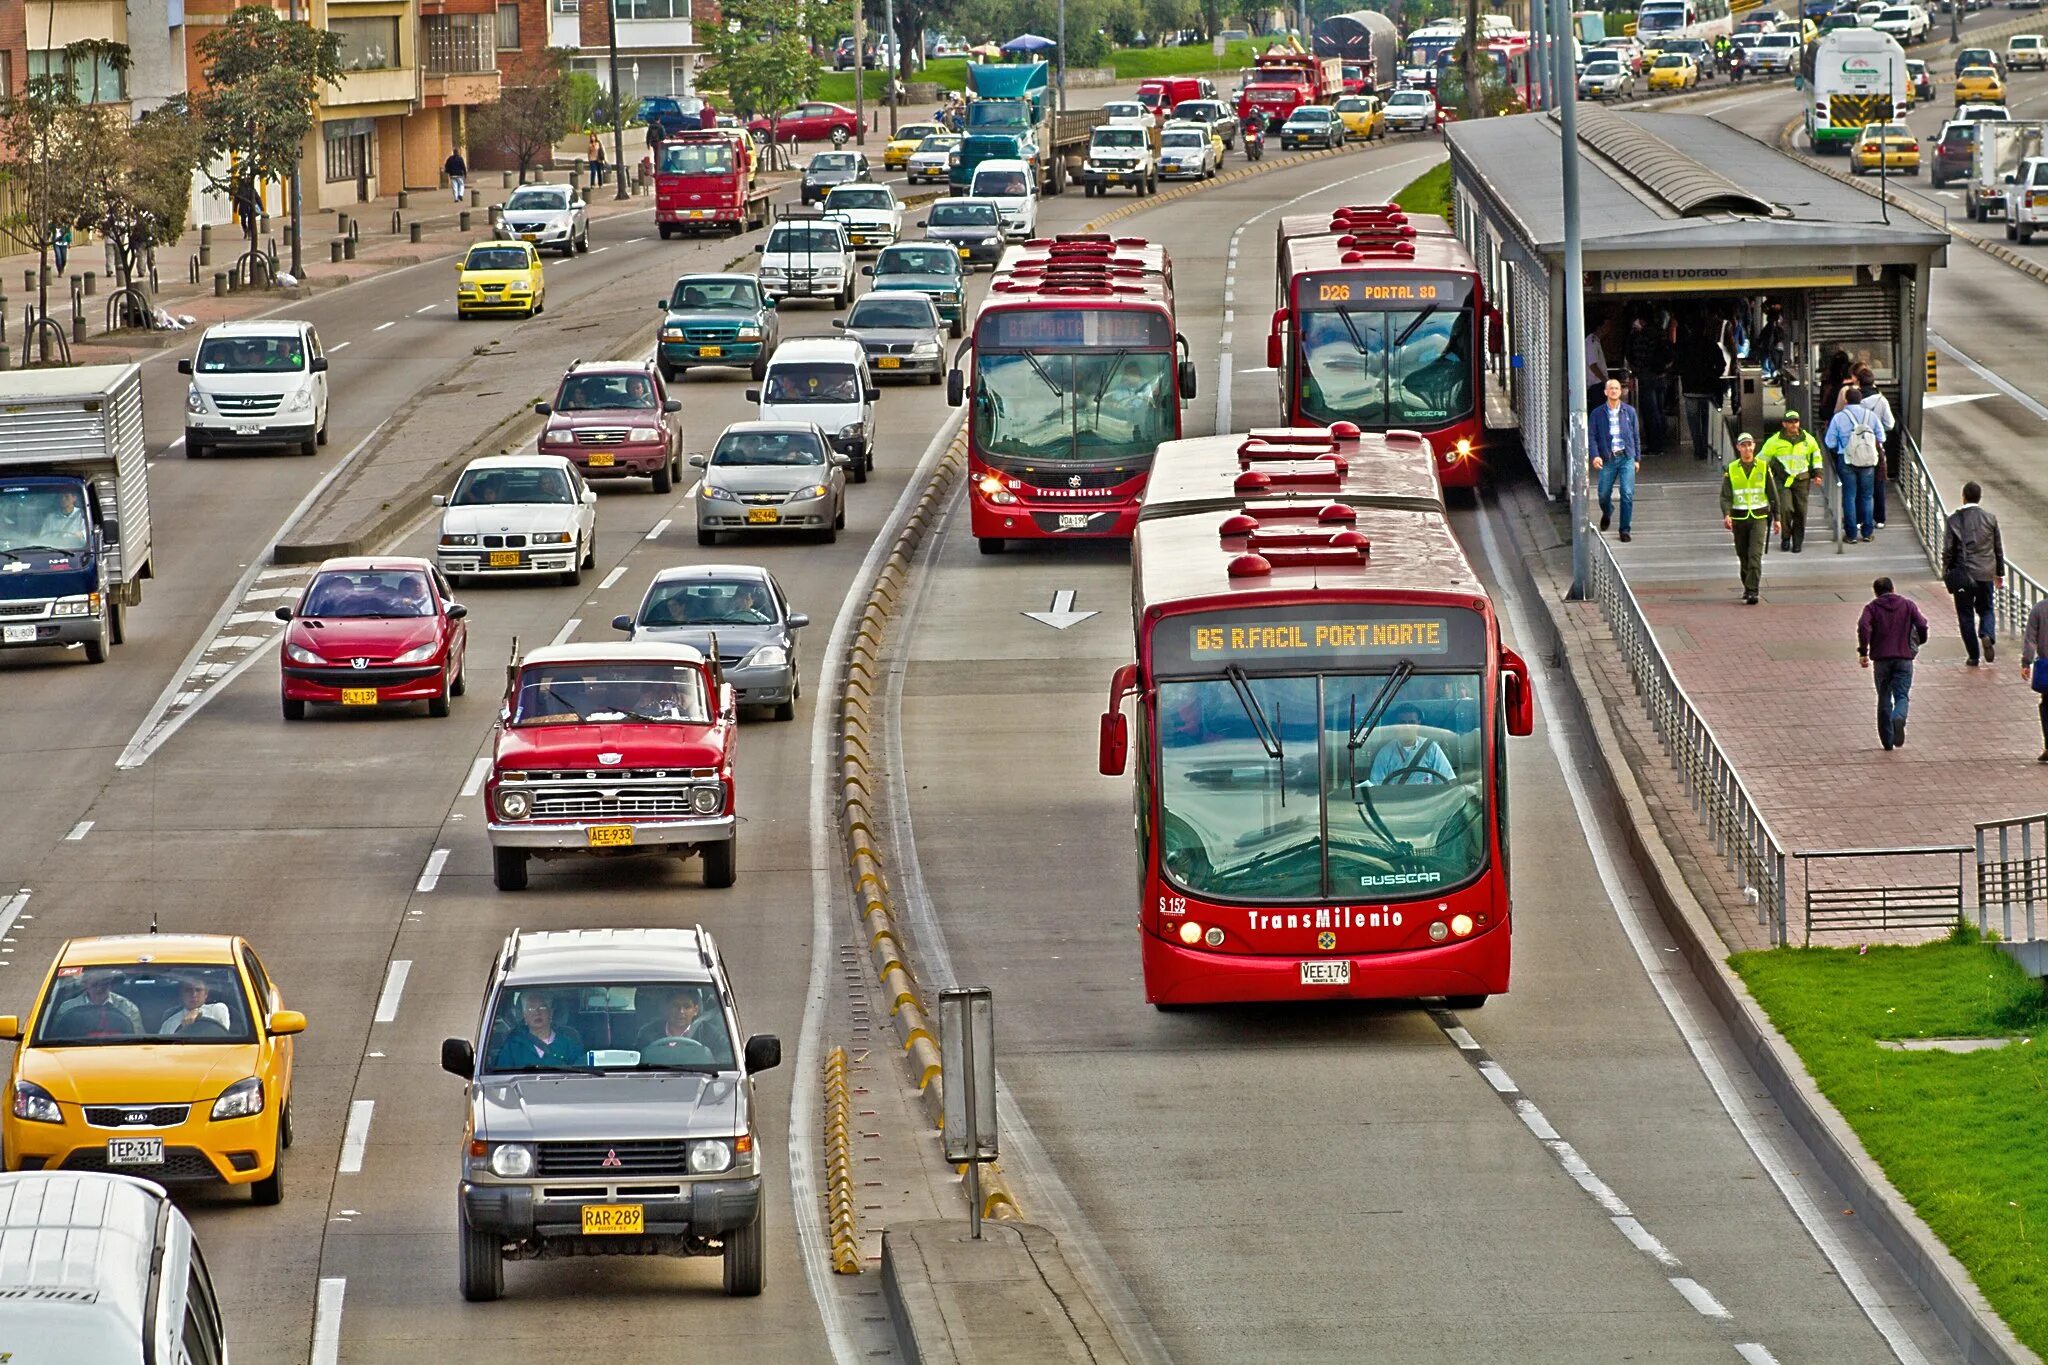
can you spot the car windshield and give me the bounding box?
[466,247,530,271]
[453,466,574,505]
[972,170,1029,196]
[1298,293,1477,427]
[195,334,309,373]
[1163,131,1206,147]
[482,981,735,1074]
[763,363,861,403]
[849,296,935,329]
[300,569,436,618]
[930,201,999,226]
[33,963,256,1045]
[1156,671,1488,899]
[669,277,760,310]
[827,187,892,209]
[557,372,655,410]
[712,429,828,465]
[767,226,842,254]
[660,143,734,176]
[877,247,956,276]
[512,663,709,724]
[506,187,570,211]
[639,579,780,627]
[0,483,90,554]
[810,153,856,173]
[974,350,1175,466]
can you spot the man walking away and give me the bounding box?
[1859,576,1929,751]
[1759,410,1820,552]
[1589,377,1642,542]
[444,149,467,203]
[1942,481,2005,666]
[1719,433,1781,605]
[2020,592,2048,762]
[1825,385,1881,543]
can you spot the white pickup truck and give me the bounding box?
[2003,154,2048,241]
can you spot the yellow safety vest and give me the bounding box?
[1760,432,1818,480]
[1728,459,1772,518]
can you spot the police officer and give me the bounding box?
[1720,433,1782,605]
[1758,409,1821,552]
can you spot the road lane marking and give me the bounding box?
[1470,501,1931,1363]
[312,1278,346,1365]
[1928,333,2048,420]
[373,321,395,332]
[599,565,627,590]
[462,754,490,797]
[415,848,450,892]
[338,1101,374,1173]
[374,961,412,1023]
[65,822,92,841]
[1670,1277,1732,1320]
[550,617,581,646]
[647,518,672,540]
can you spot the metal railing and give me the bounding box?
[1976,812,2047,943]
[1797,846,1969,945]
[1585,529,1792,945]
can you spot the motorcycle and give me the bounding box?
[1243,120,1265,161]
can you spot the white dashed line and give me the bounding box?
[312,1278,346,1365]
[647,518,672,540]
[461,754,490,798]
[374,961,412,1023]
[415,848,450,893]
[1669,1277,1732,1320]
[550,617,581,647]
[338,1101,374,1173]
[599,565,627,590]
[65,822,93,841]
[373,321,395,332]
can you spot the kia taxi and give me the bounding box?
[457,240,545,319]
[0,934,304,1206]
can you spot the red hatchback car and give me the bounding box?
[747,101,859,145]
[535,361,684,492]
[276,557,468,720]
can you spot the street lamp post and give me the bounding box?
[606,0,629,199]
[1555,0,1592,601]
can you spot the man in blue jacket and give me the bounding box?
[1588,377,1643,542]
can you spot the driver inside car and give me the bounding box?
[1365,701,1455,787]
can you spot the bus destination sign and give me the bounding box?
[1154,605,1486,674]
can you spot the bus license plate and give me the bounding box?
[587,825,635,848]
[107,1137,164,1166]
[2,625,35,644]
[581,1203,644,1235]
[588,452,615,467]
[341,688,377,706]
[488,551,521,568]
[1300,960,1351,986]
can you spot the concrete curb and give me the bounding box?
[1486,481,2035,1365]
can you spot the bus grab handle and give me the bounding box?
[1266,307,1289,370]
[1500,647,1534,737]
[1100,663,1138,775]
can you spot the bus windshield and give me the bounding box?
[1156,671,1487,899]
[975,350,1175,465]
[1297,291,1475,427]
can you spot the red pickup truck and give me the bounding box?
[656,131,773,238]
[485,641,738,892]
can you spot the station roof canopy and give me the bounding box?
[1445,108,1949,265]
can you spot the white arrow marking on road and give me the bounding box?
[1022,589,1098,630]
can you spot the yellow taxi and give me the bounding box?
[0,934,305,1204]
[1334,94,1385,140]
[883,121,945,169]
[1955,65,2006,106]
[1646,52,1698,91]
[457,238,544,319]
[1852,122,1921,175]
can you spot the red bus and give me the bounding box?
[947,234,1197,554]
[1268,204,1493,489]
[1098,422,1534,1007]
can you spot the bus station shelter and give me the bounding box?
[1444,107,1948,495]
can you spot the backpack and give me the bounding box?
[1844,408,1880,468]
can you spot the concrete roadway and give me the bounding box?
[885,143,1968,1361]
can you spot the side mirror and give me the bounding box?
[273,606,293,621]
[267,1010,308,1036]
[1099,710,1130,776]
[663,398,682,413]
[743,1033,782,1074]
[831,318,846,328]
[1178,358,1198,401]
[612,613,635,632]
[788,612,810,629]
[311,356,330,373]
[432,493,447,507]
[534,402,553,415]
[440,1038,476,1078]
[687,453,707,467]
[177,358,193,375]
[745,388,762,403]
[1267,306,1289,370]
[447,604,469,620]
[1502,647,1535,737]
[946,370,964,406]
[0,1015,19,1042]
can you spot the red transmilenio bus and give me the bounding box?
[947,234,1196,554]
[1099,422,1533,1007]
[1268,205,1494,489]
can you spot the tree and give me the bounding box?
[77,100,204,324]
[195,6,343,283]
[0,51,103,362]
[705,0,850,137]
[475,48,575,182]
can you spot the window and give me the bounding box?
[612,0,689,16]
[496,3,521,49]
[331,16,401,71]
[325,127,368,183]
[27,48,126,102]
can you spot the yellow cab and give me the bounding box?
[458,238,545,319]
[1853,121,1921,175]
[883,121,945,170]
[1334,94,1385,140]
[1954,65,2006,105]
[0,934,305,1205]
[1647,52,1697,91]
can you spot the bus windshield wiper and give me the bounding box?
[1345,661,1415,751]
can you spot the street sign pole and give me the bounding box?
[938,987,997,1240]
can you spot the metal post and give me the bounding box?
[606,0,629,201]
[1558,0,1591,601]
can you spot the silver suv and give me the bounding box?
[442,927,782,1301]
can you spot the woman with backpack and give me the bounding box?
[1825,384,1883,543]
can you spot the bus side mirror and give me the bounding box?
[946,369,964,407]
[1501,647,1534,737]
[1266,307,1288,370]
[1100,662,1138,775]
[1178,358,1198,401]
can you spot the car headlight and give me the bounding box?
[441,532,479,547]
[50,595,97,618]
[741,644,788,669]
[689,1138,734,1173]
[736,325,762,339]
[210,1077,264,1121]
[628,427,660,443]
[690,786,723,816]
[187,387,208,413]
[286,388,312,411]
[11,1081,61,1124]
[497,788,532,820]
[391,640,441,664]
[529,531,573,545]
[702,484,738,501]
[785,483,829,503]
[284,642,325,664]
[488,1143,535,1178]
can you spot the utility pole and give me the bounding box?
[1555,0,1591,601]
[605,0,628,199]
[288,0,305,278]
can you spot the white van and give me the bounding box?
[0,1171,229,1364]
[968,158,1039,239]
[749,336,879,480]
[179,319,330,459]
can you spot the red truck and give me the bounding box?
[656,131,773,239]
[1236,51,1344,130]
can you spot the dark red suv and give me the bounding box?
[1931,121,1978,189]
[534,361,684,492]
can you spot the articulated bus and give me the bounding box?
[947,234,1197,554]
[1268,205,1492,488]
[1634,0,1734,46]
[1099,422,1534,1007]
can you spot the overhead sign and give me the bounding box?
[1595,266,1858,294]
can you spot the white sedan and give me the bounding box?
[434,454,598,586]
